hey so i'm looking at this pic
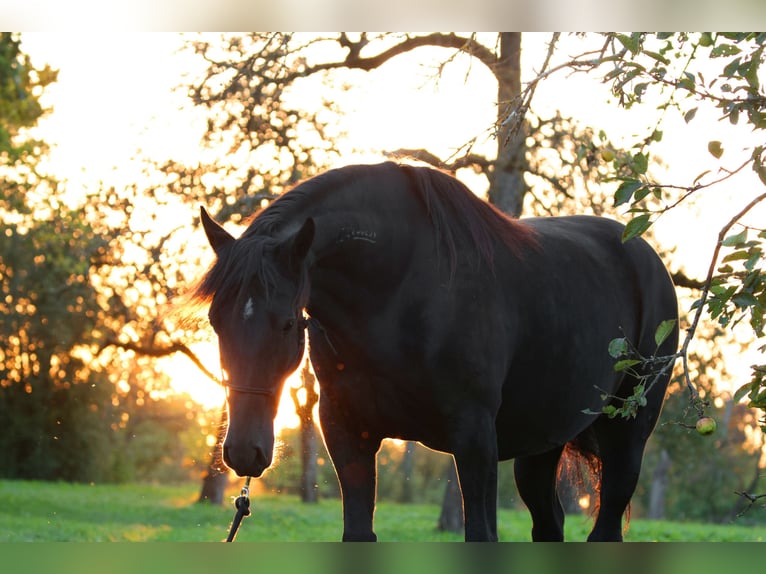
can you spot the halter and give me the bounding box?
[224,384,274,396]
[219,355,275,397]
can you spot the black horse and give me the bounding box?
[190,162,678,541]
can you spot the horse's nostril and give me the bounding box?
[254,447,268,467]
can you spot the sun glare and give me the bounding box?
[160,343,305,433]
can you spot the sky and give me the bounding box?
[17,32,766,418]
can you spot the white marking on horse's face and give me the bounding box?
[243,297,254,320]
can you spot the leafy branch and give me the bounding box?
[585,320,681,420]
[734,490,766,517]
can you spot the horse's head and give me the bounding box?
[200,207,314,477]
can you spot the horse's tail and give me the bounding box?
[558,429,629,526]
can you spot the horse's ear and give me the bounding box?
[284,218,315,273]
[200,206,234,255]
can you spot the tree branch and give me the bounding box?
[679,191,766,412]
[671,270,706,290]
[327,33,498,74]
[99,337,220,384]
[735,490,766,517]
[385,147,492,175]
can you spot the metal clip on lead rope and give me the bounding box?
[225,476,252,542]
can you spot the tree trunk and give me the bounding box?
[437,459,464,533]
[488,32,527,217]
[648,449,671,519]
[292,359,320,503]
[299,411,319,503]
[197,405,229,505]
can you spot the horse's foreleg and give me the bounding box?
[452,413,499,541]
[319,407,380,541]
[335,452,379,542]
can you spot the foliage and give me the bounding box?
[636,380,765,523]
[0,34,115,481]
[0,33,56,170]
[586,320,678,420]
[0,35,211,485]
[2,479,765,542]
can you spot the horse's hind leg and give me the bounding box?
[588,375,666,541]
[513,445,566,541]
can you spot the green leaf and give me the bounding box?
[684,107,698,123]
[751,148,766,186]
[721,229,748,247]
[614,179,643,207]
[732,292,759,309]
[708,140,724,159]
[632,152,649,175]
[722,250,750,263]
[677,72,696,92]
[654,319,677,348]
[644,50,670,65]
[614,359,641,372]
[698,32,715,47]
[616,33,641,55]
[733,381,754,403]
[745,248,762,271]
[608,337,629,358]
[712,43,742,58]
[693,169,710,185]
[634,186,652,202]
[622,214,652,242]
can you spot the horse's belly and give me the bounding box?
[494,366,617,459]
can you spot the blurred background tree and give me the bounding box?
[0,33,212,484]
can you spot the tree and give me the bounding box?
[0,33,116,481]
[290,359,320,503]
[1,34,214,485]
[0,32,57,202]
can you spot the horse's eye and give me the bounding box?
[283,319,295,332]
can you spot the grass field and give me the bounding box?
[1,479,764,542]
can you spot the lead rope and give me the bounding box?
[225,476,252,542]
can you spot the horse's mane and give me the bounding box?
[185,162,537,313]
[398,163,538,271]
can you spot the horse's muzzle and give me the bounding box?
[222,442,272,478]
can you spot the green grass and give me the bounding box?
[1,479,764,542]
